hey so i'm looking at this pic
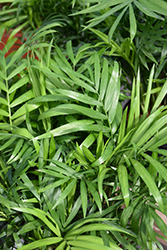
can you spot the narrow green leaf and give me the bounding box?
[66,40,74,65]
[135,69,140,123]
[96,130,104,158]
[68,239,121,250]
[89,28,109,44]
[0,80,7,91]
[7,138,24,163]
[39,178,69,193]
[0,194,10,211]
[143,65,154,117]
[64,197,82,227]
[7,61,27,80]
[12,128,33,139]
[35,120,95,140]
[108,7,128,42]
[20,173,40,201]
[67,223,136,238]
[142,153,167,183]
[134,1,163,19]
[6,44,26,69]
[98,168,109,200]
[118,164,130,207]
[149,208,167,238]
[55,89,102,106]
[151,79,167,112]
[11,103,40,120]
[94,51,100,91]
[92,141,113,168]
[0,97,7,106]
[16,237,63,250]
[80,133,97,149]
[80,179,87,218]
[139,0,167,16]
[72,0,128,15]
[131,106,163,144]
[9,75,29,94]
[10,90,34,108]
[18,220,42,235]
[130,158,164,212]
[100,58,108,101]
[82,145,96,163]
[0,137,16,151]
[129,4,137,41]
[86,179,102,213]
[137,115,167,147]
[104,61,119,113]
[0,108,9,117]
[117,106,128,144]
[52,179,77,209]
[12,207,61,237]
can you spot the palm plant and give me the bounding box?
[0,35,167,249]
[72,0,167,83]
[0,0,91,47]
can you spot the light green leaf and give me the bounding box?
[68,238,120,250]
[142,153,167,183]
[96,130,104,158]
[98,168,109,200]
[143,65,154,117]
[20,173,40,201]
[6,44,26,69]
[11,103,40,120]
[0,194,10,211]
[7,61,28,80]
[104,61,119,113]
[86,179,102,213]
[18,220,42,235]
[82,145,96,163]
[0,109,8,117]
[151,79,167,112]
[9,75,29,94]
[80,179,87,218]
[130,158,164,212]
[118,164,130,207]
[55,89,102,106]
[66,40,74,64]
[94,51,100,91]
[12,207,61,237]
[72,0,128,14]
[139,0,167,16]
[10,90,34,108]
[131,106,164,144]
[129,4,137,41]
[7,138,24,163]
[16,237,63,250]
[52,179,77,209]
[137,114,167,147]
[100,58,108,101]
[39,178,69,193]
[34,120,95,140]
[67,222,136,238]
[64,197,82,227]
[108,6,128,42]
[0,80,7,91]
[134,1,164,19]
[149,208,167,238]
[117,106,128,144]
[12,128,33,139]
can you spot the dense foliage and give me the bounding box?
[0,0,167,249]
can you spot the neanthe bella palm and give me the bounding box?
[0,0,167,249]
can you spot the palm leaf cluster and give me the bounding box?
[0,0,167,249]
